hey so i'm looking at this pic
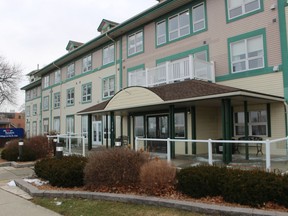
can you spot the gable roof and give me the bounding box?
[65,40,84,52]
[97,19,119,33]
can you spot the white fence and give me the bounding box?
[47,133,87,156]
[128,55,215,87]
[135,137,288,172]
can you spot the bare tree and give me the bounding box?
[0,56,22,106]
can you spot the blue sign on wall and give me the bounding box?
[0,128,24,138]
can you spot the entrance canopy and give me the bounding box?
[78,80,284,115]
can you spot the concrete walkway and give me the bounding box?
[0,163,288,216]
[0,166,60,216]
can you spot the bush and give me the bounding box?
[177,165,226,198]
[34,155,87,188]
[139,159,176,195]
[176,165,288,208]
[84,148,149,189]
[1,136,52,161]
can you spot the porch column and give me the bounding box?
[244,101,249,160]
[222,99,232,164]
[88,114,92,151]
[169,105,175,158]
[110,112,115,147]
[191,106,197,154]
[105,114,109,148]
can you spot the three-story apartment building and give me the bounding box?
[22,0,288,162]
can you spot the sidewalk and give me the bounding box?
[0,166,61,216]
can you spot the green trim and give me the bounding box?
[156,45,209,64]
[82,54,93,74]
[267,103,271,137]
[155,0,207,48]
[225,0,264,23]
[66,88,75,107]
[244,101,249,160]
[81,82,92,104]
[53,92,61,109]
[226,28,268,77]
[25,96,41,102]
[88,114,92,150]
[102,75,116,100]
[169,105,175,159]
[127,28,145,58]
[191,106,196,154]
[278,0,288,100]
[119,37,123,90]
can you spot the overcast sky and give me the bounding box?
[0,0,157,112]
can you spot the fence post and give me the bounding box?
[82,135,85,157]
[135,137,138,151]
[266,139,271,172]
[68,133,71,155]
[208,139,213,165]
[167,138,171,162]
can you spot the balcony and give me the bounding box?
[128,55,215,87]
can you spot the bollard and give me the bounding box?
[18,139,24,161]
[56,142,63,159]
[53,138,57,156]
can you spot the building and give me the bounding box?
[22,0,288,163]
[0,112,25,129]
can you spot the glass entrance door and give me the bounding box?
[147,115,169,153]
[92,121,102,146]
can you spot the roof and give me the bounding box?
[78,80,283,115]
[20,79,41,91]
[97,19,119,33]
[66,40,84,51]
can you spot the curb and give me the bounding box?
[14,179,287,216]
[0,162,35,168]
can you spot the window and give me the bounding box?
[43,119,49,134]
[67,88,75,106]
[26,122,30,138]
[26,106,30,117]
[82,55,92,73]
[54,92,60,109]
[82,83,92,103]
[128,31,143,56]
[169,10,190,41]
[67,63,75,79]
[66,116,74,134]
[192,3,205,32]
[134,116,144,137]
[156,20,166,46]
[32,121,37,136]
[53,117,60,133]
[175,113,185,138]
[128,68,146,87]
[32,104,37,116]
[26,91,31,101]
[43,96,49,111]
[103,115,111,139]
[103,44,115,65]
[103,77,115,98]
[54,70,61,84]
[230,35,264,73]
[32,88,37,98]
[81,115,88,138]
[234,110,267,136]
[44,75,49,88]
[227,0,261,20]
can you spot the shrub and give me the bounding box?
[27,136,52,158]
[1,139,19,161]
[34,155,87,188]
[177,165,226,198]
[84,148,149,189]
[139,159,176,195]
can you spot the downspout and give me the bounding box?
[284,102,288,158]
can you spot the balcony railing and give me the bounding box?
[128,55,215,87]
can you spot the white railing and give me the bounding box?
[128,55,215,87]
[135,137,288,172]
[47,133,87,156]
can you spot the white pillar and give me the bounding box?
[167,138,171,162]
[208,139,213,165]
[266,139,271,172]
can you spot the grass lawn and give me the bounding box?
[33,197,207,216]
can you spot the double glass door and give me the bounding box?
[92,121,102,146]
[147,115,169,153]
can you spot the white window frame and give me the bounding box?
[67,88,75,106]
[54,92,60,109]
[128,30,143,56]
[81,115,88,138]
[32,104,37,116]
[26,106,30,117]
[53,117,60,133]
[228,0,261,20]
[67,63,75,79]
[103,77,115,98]
[192,2,205,32]
[82,55,92,73]
[43,75,50,88]
[43,96,49,111]
[32,121,37,136]
[66,116,74,134]
[82,83,92,103]
[230,35,264,73]
[43,119,49,134]
[128,68,146,87]
[103,44,115,65]
[156,20,166,46]
[168,10,190,41]
[54,70,61,84]
[175,112,186,138]
[234,110,268,137]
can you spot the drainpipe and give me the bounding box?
[284,102,288,158]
